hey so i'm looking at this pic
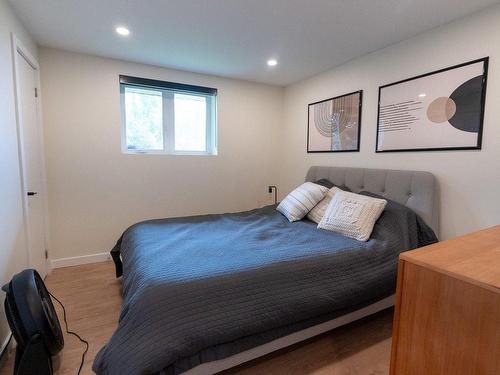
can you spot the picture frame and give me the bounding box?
[376,57,488,153]
[307,90,362,153]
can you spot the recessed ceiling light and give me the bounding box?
[116,26,130,36]
[418,93,426,98]
[267,59,278,67]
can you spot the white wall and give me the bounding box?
[39,48,283,260]
[0,0,38,352]
[38,4,500,264]
[280,5,500,240]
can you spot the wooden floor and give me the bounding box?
[0,262,393,375]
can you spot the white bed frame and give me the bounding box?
[184,295,395,374]
[186,166,439,374]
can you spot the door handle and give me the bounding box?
[27,192,38,196]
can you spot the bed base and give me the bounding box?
[184,294,395,374]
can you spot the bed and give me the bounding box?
[93,166,438,375]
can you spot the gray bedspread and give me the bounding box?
[93,197,436,375]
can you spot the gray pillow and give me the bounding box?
[314,179,335,189]
[314,179,350,192]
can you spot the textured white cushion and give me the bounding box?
[318,191,387,241]
[307,187,342,224]
[277,182,329,222]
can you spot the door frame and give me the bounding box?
[11,33,50,276]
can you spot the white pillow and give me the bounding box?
[307,186,342,224]
[318,191,387,241]
[277,182,329,222]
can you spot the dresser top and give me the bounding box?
[400,225,500,292]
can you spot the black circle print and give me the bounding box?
[448,75,483,133]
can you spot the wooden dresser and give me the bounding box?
[390,225,500,375]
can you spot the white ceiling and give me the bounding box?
[9,0,499,86]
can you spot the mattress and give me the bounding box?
[93,196,436,375]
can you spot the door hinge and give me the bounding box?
[45,250,48,259]
[34,87,38,98]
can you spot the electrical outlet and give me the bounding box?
[267,185,278,204]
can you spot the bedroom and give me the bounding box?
[0,0,499,374]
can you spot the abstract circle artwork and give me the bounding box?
[427,97,456,123]
[448,75,484,133]
[377,58,487,152]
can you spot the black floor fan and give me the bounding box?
[2,269,64,375]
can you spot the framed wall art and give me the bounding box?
[376,57,488,152]
[307,90,362,152]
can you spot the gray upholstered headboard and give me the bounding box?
[305,166,439,236]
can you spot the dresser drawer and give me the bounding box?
[390,259,500,375]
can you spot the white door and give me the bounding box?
[17,50,47,277]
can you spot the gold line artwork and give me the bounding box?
[308,92,361,152]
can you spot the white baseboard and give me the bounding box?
[51,252,111,269]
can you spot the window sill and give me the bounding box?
[122,150,218,156]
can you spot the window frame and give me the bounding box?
[119,75,217,155]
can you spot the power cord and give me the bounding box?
[0,333,12,363]
[49,292,89,375]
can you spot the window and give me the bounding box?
[120,75,217,155]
